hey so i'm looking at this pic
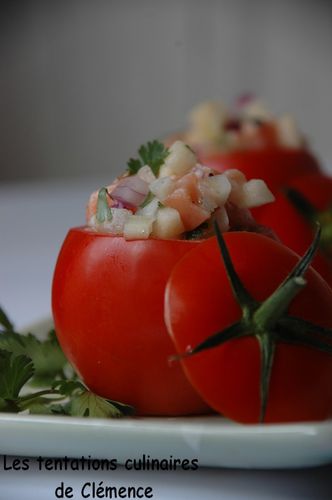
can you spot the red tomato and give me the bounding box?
[255,173,332,287]
[165,232,332,423]
[52,228,211,416]
[202,149,320,194]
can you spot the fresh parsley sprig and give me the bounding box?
[0,307,134,418]
[127,140,169,176]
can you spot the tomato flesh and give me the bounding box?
[165,232,332,423]
[255,173,332,288]
[52,228,211,416]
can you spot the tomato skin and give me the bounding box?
[52,228,211,416]
[165,232,332,423]
[202,149,320,194]
[255,173,332,288]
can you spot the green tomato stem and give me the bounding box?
[253,277,306,332]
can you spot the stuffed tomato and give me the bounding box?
[52,139,275,416]
[168,97,320,193]
[52,231,211,416]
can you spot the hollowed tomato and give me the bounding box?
[52,228,211,416]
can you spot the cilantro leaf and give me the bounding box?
[0,306,14,331]
[138,140,169,176]
[0,329,68,386]
[22,398,61,415]
[0,303,136,419]
[0,349,34,400]
[127,158,142,175]
[70,391,134,418]
[127,140,169,177]
[52,379,85,396]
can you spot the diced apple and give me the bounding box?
[224,169,247,185]
[198,183,218,212]
[136,197,159,217]
[152,207,185,239]
[187,101,227,145]
[241,179,275,208]
[149,177,176,201]
[225,169,247,207]
[159,141,197,177]
[137,165,156,183]
[123,215,154,240]
[203,174,232,206]
[276,114,304,148]
[241,99,272,122]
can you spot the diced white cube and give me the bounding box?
[276,114,304,148]
[137,165,156,183]
[149,176,176,201]
[159,141,197,177]
[203,174,232,206]
[225,169,248,207]
[241,99,272,122]
[152,207,185,239]
[187,101,227,145]
[136,196,159,217]
[242,179,275,208]
[198,183,218,212]
[101,208,131,235]
[123,215,154,240]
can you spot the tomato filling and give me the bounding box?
[164,96,308,157]
[86,140,275,241]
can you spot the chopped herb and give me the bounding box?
[70,391,134,418]
[0,350,34,401]
[0,306,14,331]
[127,158,142,175]
[0,306,134,418]
[96,188,113,224]
[184,222,209,240]
[0,329,68,386]
[127,140,169,177]
[139,191,155,208]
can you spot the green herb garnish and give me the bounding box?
[127,140,169,177]
[96,187,113,224]
[0,307,133,418]
[184,222,209,240]
[139,191,155,208]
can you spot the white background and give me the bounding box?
[1,0,332,181]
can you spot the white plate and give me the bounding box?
[0,413,332,469]
[0,319,331,469]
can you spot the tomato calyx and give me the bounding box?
[173,222,332,422]
[285,187,332,258]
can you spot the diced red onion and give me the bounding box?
[111,199,125,209]
[111,176,149,208]
[224,118,241,131]
[234,92,256,109]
